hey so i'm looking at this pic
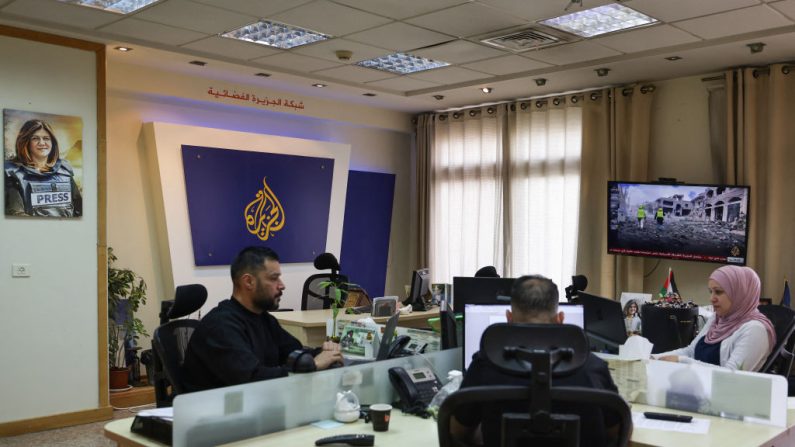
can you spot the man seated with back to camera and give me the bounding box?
[451,275,622,447]
[182,246,343,392]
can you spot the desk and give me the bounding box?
[273,308,440,346]
[105,405,795,447]
[104,412,435,447]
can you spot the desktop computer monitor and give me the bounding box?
[452,277,515,312]
[462,302,584,370]
[580,292,627,352]
[406,268,430,311]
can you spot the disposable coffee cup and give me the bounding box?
[370,403,392,431]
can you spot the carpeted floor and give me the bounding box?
[0,408,150,447]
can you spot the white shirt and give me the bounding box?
[654,315,771,372]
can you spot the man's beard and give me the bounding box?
[252,280,280,312]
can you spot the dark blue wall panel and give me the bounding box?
[340,170,395,298]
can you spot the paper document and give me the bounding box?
[605,358,647,403]
[138,407,174,421]
[632,412,710,434]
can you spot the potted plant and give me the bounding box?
[318,279,362,342]
[108,247,148,390]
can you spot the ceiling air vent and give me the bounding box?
[480,27,571,52]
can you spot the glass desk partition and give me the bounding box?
[172,348,462,447]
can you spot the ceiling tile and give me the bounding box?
[627,0,761,23]
[366,76,441,92]
[412,40,506,64]
[409,66,492,83]
[526,41,622,65]
[406,3,527,38]
[189,0,313,17]
[292,39,390,63]
[252,52,341,72]
[330,0,466,20]
[270,0,392,36]
[181,36,281,60]
[313,65,396,82]
[477,0,614,22]
[1,0,119,29]
[99,18,207,46]
[593,24,701,54]
[346,22,454,52]
[769,0,795,20]
[135,0,256,34]
[673,5,793,39]
[461,54,551,75]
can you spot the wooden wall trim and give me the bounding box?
[0,406,113,437]
[97,44,109,408]
[0,24,103,51]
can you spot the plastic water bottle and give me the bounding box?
[427,370,463,417]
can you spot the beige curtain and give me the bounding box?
[415,113,434,269]
[576,86,656,298]
[725,64,795,299]
[504,99,583,288]
[423,99,584,290]
[429,107,505,282]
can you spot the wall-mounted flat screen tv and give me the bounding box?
[607,181,750,265]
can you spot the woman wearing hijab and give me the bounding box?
[655,265,775,371]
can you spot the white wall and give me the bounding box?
[106,63,414,341]
[0,36,98,422]
[642,74,720,305]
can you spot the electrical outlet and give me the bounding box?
[12,263,31,277]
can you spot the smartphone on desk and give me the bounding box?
[388,366,441,411]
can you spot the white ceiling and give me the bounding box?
[1,0,794,113]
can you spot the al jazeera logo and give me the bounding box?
[244,178,285,241]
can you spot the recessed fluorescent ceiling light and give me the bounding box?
[57,0,159,14]
[222,20,331,49]
[357,53,449,75]
[539,4,657,38]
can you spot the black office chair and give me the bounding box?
[474,266,500,278]
[151,284,207,407]
[301,253,349,310]
[757,304,795,377]
[437,323,632,447]
[565,274,588,302]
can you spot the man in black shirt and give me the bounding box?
[452,275,621,446]
[182,246,343,392]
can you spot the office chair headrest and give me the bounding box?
[572,275,588,291]
[314,253,341,272]
[167,284,208,319]
[564,274,588,301]
[475,266,500,278]
[481,323,588,377]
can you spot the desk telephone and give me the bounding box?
[388,367,442,413]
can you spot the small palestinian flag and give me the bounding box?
[659,268,679,297]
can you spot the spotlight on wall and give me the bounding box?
[114,46,132,52]
[747,42,766,54]
[595,67,610,77]
[480,87,493,93]
[534,78,547,86]
[433,95,445,100]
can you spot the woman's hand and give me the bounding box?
[657,355,679,363]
